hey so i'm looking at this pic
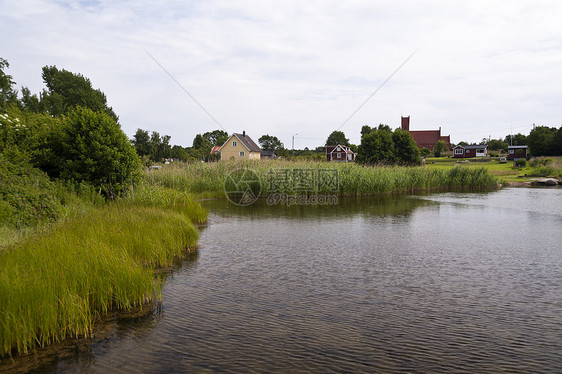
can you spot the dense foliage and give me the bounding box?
[21,66,118,121]
[56,107,140,196]
[527,125,562,156]
[358,126,420,165]
[0,59,141,199]
[258,134,284,152]
[0,157,61,228]
[326,130,349,146]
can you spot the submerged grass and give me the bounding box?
[0,186,207,358]
[145,160,499,197]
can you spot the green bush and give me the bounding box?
[0,157,62,228]
[515,159,527,168]
[529,158,552,167]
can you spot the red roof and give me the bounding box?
[210,145,221,154]
[410,130,440,145]
[409,131,451,149]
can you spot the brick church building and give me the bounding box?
[401,116,451,150]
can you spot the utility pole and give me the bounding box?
[292,133,298,157]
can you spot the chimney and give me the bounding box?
[243,130,246,137]
[401,116,410,131]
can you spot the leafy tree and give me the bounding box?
[421,147,431,157]
[150,131,171,161]
[504,133,527,146]
[551,127,562,155]
[191,134,213,160]
[376,124,392,132]
[192,133,212,150]
[258,134,284,151]
[170,145,188,161]
[326,130,349,146]
[202,129,229,146]
[361,125,373,138]
[434,140,447,157]
[51,107,139,196]
[0,58,19,110]
[392,129,420,165]
[357,129,394,164]
[487,138,508,151]
[20,86,45,112]
[528,126,556,156]
[132,129,151,157]
[23,66,118,121]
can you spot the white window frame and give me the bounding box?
[232,141,237,147]
[454,148,464,155]
[347,153,352,160]
[337,152,341,158]
[239,151,245,157]
[508,149,514,154]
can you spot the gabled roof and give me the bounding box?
[454,144,488,150]
[218,133,262,153]
[210,145,221,154]
[328,144,356,154]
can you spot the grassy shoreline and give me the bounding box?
[424,156,562,183]
[0,185,207,358]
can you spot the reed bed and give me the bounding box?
[145,160,499,196]
[0,188,207,358]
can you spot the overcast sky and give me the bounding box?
[1,0,561,149]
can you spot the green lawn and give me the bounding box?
[424,156,561,183]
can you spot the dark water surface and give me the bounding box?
[3,188,562,373]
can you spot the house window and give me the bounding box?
[454,148,464,155]
[232,141,237,147]
[337,153,341,158]
[508,149,514,154]
[239,151,245,157]
[347,153,352,160]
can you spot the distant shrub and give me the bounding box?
[530,158,552,167]
[515,159,527,168]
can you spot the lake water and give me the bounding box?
[2,187,562,373]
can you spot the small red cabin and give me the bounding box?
[326,145,356,162]
[507,145,528,160]
[452,145,488,158]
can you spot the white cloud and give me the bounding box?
[1,0,561,148]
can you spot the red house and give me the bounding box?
[507,145,528,160]
[401,116,451,150]
[452,145,488,158]
[326,145,356,162]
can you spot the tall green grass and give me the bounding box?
[0,156,105,248]
[0,185,207,358]
[145,160,499,196]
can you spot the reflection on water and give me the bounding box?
[2,188,561,373]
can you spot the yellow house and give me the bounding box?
[218,131,262,160]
